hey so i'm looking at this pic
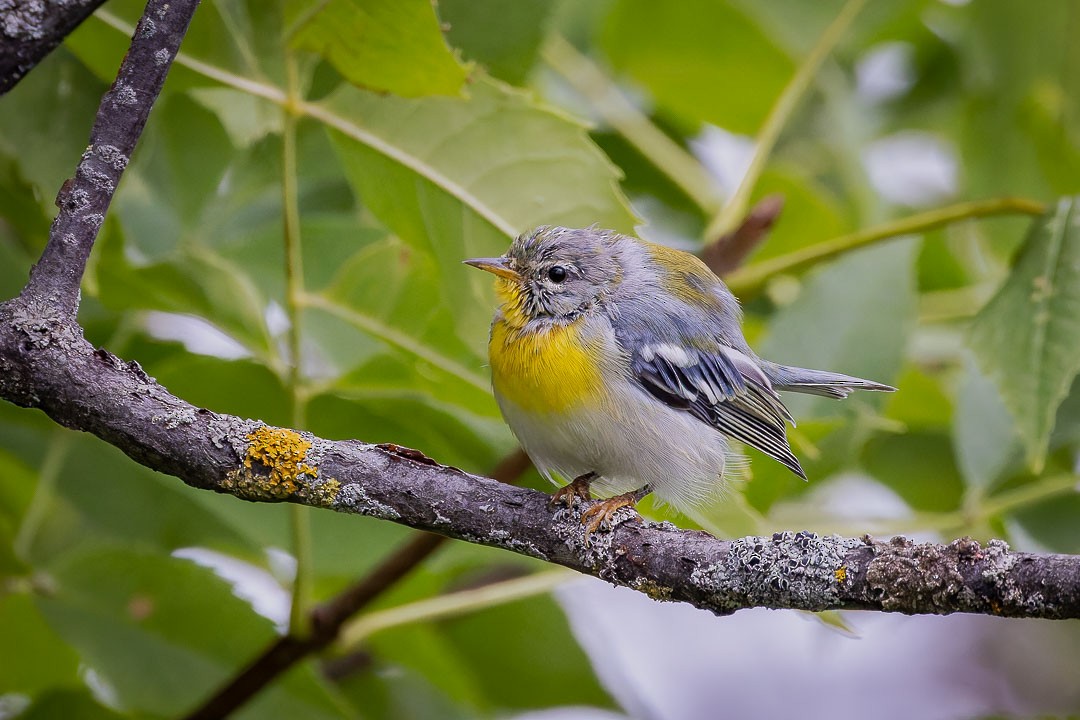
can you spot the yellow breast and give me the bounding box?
[489,314,605,414]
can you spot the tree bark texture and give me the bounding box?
[1,0,110,95]
[0,307,1078,619]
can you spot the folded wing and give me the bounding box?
[630,342,806,479]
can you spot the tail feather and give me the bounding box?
[760,362,896,399]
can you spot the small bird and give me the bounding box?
[466,226,894,534]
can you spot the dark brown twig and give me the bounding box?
[183,531,443,720]
[701,194,785,276]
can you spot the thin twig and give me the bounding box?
[701,194,785,275]
[725,197,1048,297]
[704,0,866,242]
[542,34,723,215]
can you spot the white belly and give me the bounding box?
[496,377,738,513]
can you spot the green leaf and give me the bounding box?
[0,448,35,530]
[0,156,49,302]
[292,0,471,97]
[334,655,476,720]
[319,237,492,397]
[70,0,287,90]
[959,2,1080,202]
[322,75,637,242]
[952,358,1024,491]
[600,0,795,134]
[93,224,273,362]
[149,353,291,428]
[0,49,105,208]
[368,623,489,712]
[0,593,80,697]
[18,689,127,720]
[861,432,964,513]
[306,391,506,475]
[1011,491,1080,554]
[438,590,613,711]
[0,447,37,574]
[188,87,284,150]
[881,365,952,432]
[441,0,555,85]
[759,238,917,419]
[968,199,1080,470]
[304,235,512,471]
[321,77,637,333]
[18,437,257,566]
[36,546,346,719]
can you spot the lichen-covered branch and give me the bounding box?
[0,313,1078,620]
[0,0,109,95]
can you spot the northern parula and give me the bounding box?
[466,225,894,533]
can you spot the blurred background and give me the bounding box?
[1,0,1079,718]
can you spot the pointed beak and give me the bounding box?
[463,256,520,281]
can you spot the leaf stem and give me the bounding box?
[95,10,521,239]
[339,569,574,650]
[13,431,73,562]
[281,50,314,634]
[704,0,866,242]
[542,34,722,215]
[725,197,1047,296]
[298,291,491,393]
[979,474,1079,523]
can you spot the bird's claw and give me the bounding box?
[580,494,640,538]
[550,473,594,509]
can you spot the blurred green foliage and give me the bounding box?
[1,0,1079,717]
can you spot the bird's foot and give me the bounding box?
[579,484,652,538]
[550,472,595,509]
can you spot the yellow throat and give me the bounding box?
[488,278,604,414]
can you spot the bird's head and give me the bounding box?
[465,226,623,325]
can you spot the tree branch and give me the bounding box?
[0,314,1077,620]
[0,0,110,95]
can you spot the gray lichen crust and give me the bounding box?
[688,531,862,613]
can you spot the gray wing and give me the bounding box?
[629,342,806,479]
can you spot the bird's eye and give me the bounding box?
[547,265,567,283]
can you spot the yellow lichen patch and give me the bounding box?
[245,425,316,494]
[221,426,339,506]
[307,477,341,507]
[631,577,674,601]
[834,566,847,583]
